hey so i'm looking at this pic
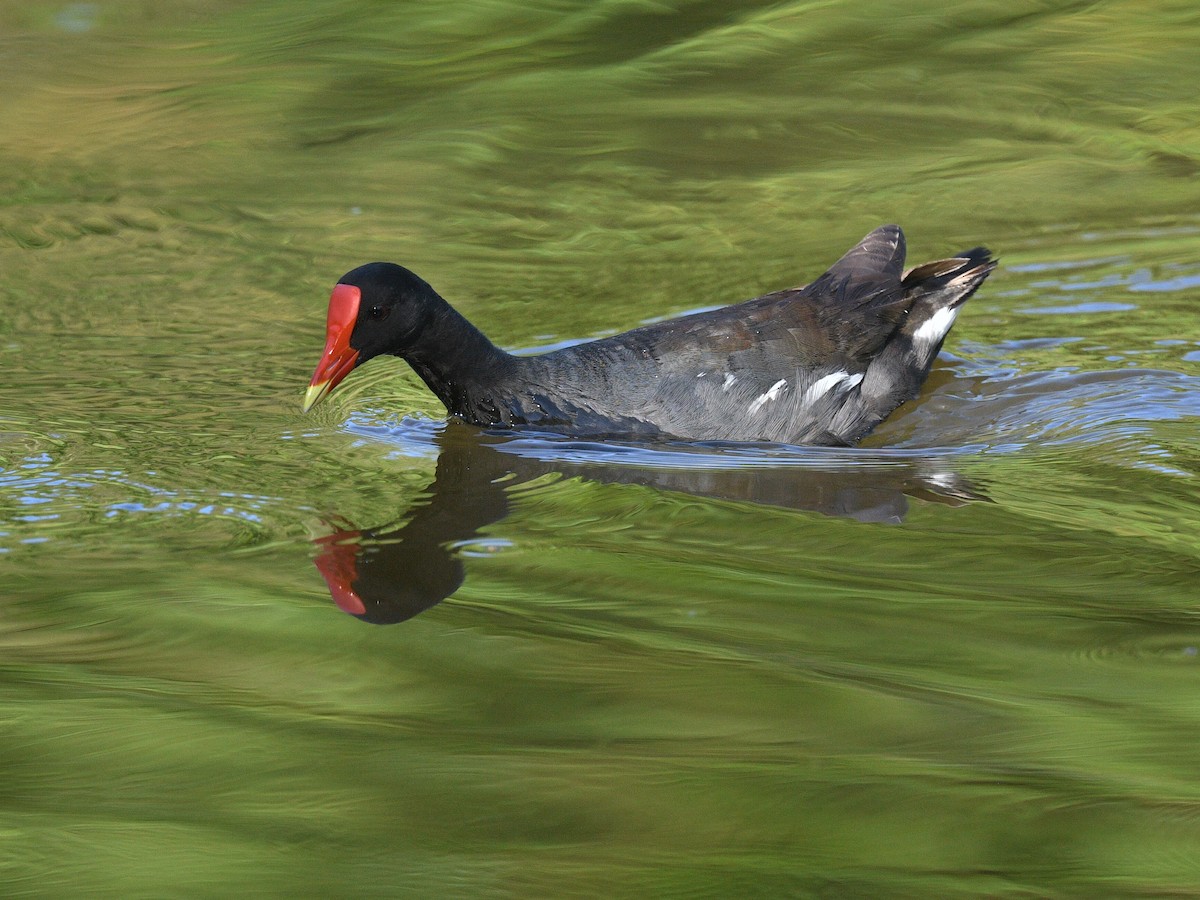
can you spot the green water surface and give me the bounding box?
[3,1,1200,896]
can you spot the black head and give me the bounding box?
[341,262,443,362]
[303,261,445,413]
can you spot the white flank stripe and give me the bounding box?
[748,379,788,415]
[722,373,737,390]
[802,370,863,405]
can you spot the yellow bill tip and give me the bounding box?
[302,381,331,413]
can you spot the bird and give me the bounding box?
[302,225,995,445]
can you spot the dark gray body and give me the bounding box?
[350,225,996,445]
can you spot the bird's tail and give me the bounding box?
[902,247,997,310]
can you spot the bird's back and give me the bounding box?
[490,226,995,444]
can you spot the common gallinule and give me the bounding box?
[303,225,995,445]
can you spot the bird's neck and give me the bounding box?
[403,301,518,421]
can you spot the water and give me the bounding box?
[3,1,1200,896]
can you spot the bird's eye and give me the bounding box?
[368,305,389,320]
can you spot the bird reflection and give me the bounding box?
[313,422,981,624]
